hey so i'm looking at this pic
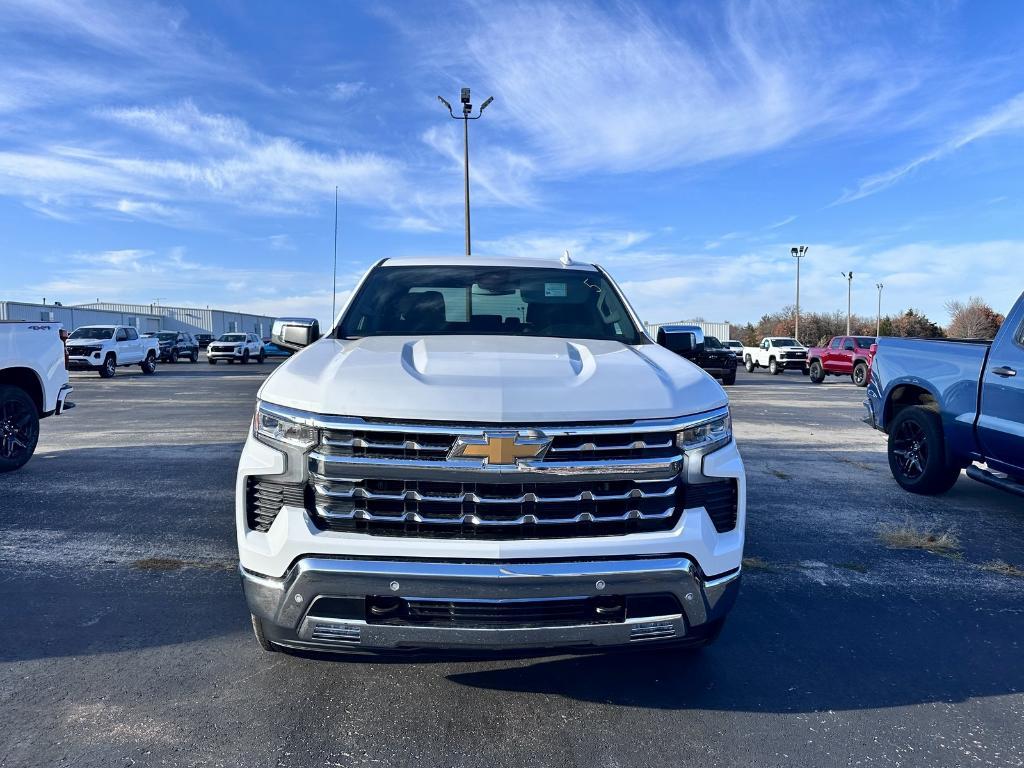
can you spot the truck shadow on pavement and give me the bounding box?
[443,578,1024,712]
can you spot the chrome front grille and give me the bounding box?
[294,411,731,540]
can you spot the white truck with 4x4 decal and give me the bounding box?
[742,336,809,375]
[236,255,746,656]
[0,321,74,471]
[65,325,159,378]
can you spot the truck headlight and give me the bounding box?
[254,403,318,449]
[676,412,731,454]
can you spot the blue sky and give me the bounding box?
[2,0,1023,328]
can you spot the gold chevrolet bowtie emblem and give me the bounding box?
[449,431,551,465]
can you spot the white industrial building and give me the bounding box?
[0,300,277,338]
[644,320,733,341]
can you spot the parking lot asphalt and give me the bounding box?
[2,362,1022,768]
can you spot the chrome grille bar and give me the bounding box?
[311,480,676,504]
[314,505,675,526]
[548,438,674,453]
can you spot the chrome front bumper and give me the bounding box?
[241,556,741,653]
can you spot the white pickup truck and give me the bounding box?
[0,322,74,471]
[742,336,809,375]
[66,325,159,378]
[236,256,746,656]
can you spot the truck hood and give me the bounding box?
[258,335,727,423]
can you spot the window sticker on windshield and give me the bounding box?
[544,282,567,298]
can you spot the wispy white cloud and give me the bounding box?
[27,245,354,327]
[397,1,919,176]
[421,126,539,207]
[767,215,797,230]
[0,101,409,220]
[836,92,1024,204]
[329,81,369,102]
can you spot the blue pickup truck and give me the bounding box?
[865,292,1023,497]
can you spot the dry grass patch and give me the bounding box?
[878,521,960,555]
[980,560,1024,578]
[742,556,773,572]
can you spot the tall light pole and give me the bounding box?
[790,245,808,341]
[841,272,854,335]
[437,88,494,256]
[875,282,884,338]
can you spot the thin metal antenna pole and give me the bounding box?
[332,186,338,323]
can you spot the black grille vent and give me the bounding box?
[246,477,307,532]
[688,479,738,533]
[308,477,680,540]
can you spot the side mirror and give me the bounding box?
[272,317,321,351]
[657,329,698,354]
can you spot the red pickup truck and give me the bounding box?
[807,336,876,386]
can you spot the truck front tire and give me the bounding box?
[768,358,781,375]
[140,353,157,375]
[721,370,736,385]
[809,361,825,384]
[853,362,869,387]
[744,356,755,373]
[99,354,116,378]
[887,406,961,495]
[0,385,40,473]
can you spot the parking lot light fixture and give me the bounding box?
[791,246,808,341]
[876,283,884,337]
[437,87,494,256]
[841,272,854,335]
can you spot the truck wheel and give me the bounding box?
[208,358,217,365]
[801,366,810,376]
[744,356,755,373]
[768,358,781,375]
[170,349,179,363]
[257,351,266,364]
[853,362,869,387]
[887,406,961,495]
[251,614,278,653]
[721,370,736,385]
[140,352,157,375]
[809,361,825,384]
[242,350,250,365]
[99,354,116,378]
[0,385,40,473]
[191,351,198,363]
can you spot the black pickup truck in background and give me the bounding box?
[657,325,737,385]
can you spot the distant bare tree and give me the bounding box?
[945,297,1004,339]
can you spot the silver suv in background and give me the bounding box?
[208,332,265,364]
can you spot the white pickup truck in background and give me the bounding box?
[0,322,74,471]
[65,325,160,378]
[742,336,810,376]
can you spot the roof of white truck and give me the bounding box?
[380,255,599,271]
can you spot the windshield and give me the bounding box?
[724,341,742,348]
[69,327,113,340]
[772,338,800,346]
[219,334,246,342]
[338,265,642,343]
[156,332,177,341]
[854,336,875,348]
